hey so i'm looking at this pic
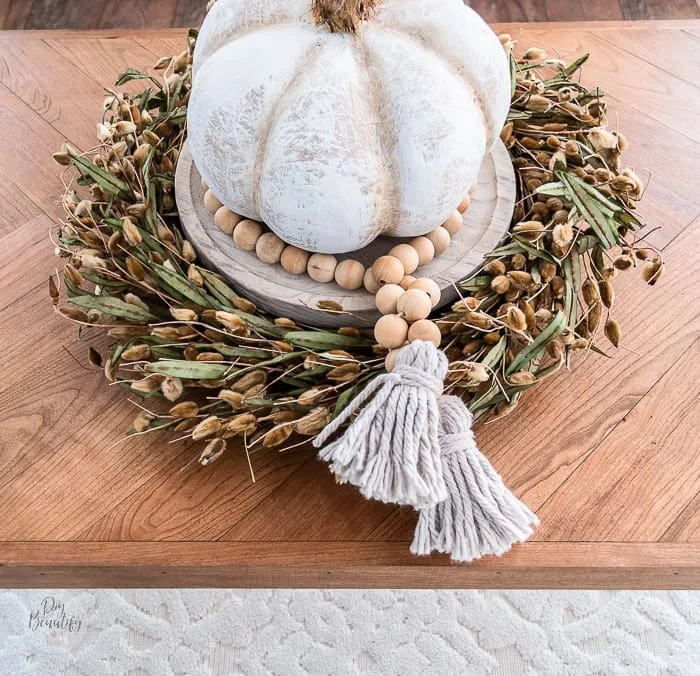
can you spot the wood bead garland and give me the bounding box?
[409,278,441,308]
[397,289,432,322]
[256,232,285,264]
[307,253,338,283]
[363,267,381,294]
[375,284,405,315]
[442,210,464,236]
[204,189,223,214]
[280,246,310,275]
[426,227,451,256]
[233,220,263,251]
[410,236,435,267]
[372,256,405,286]
[389,243,420,275]
[408,319,442,347]
[374,314,409,350]
[335,259,365,290]
[214,206,242,235]
[400,275,417,291]
[457,192,471,213]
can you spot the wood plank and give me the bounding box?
[21,0,106,30]
[0,172,41,239]
[0,37,107,149]
[0,0,33,30]
[619,0,700,19]
[534,339,700,541]
[2,542,700,589]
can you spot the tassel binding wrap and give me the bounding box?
[411,395,540,562]
[313,341,448,509]
[314,341,539,563]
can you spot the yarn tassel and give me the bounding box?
[313,341,448,509]
[411,395,539,562]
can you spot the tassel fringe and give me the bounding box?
[411,396,539,562]
[313,341,448,509]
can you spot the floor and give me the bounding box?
[1,0,699,29]
[2,589,699,675]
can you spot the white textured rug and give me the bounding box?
[1,590,699,675]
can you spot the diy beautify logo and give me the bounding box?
[28,597,82,633]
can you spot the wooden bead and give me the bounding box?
[232,220,263,251]
[443,209,464,236]
[374,314,409,349]
[200,176,209,191]
[409,237,435,266]
[204,189,222,214]
[409,278,441,308]
[280,246,310,275]
[385,349,399,372]
[335,259,365,290]
[372,255,404,286]
[256,232,285,264]
[389,243,419,275]
[307,253,338,283]
[408,319,441,347]
[375,284,404,315]
[400,275,416,290]
[363,267,381,294]
[214,206,242,235]
[457,192,471,213]
[426,227,451,255]
[397,289,432,322]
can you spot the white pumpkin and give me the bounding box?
[188,0,510,254]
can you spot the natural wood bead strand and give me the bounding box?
[335,259,365,290]
[400,275,416,290]
[375,284,404,315]
[204,189,223,214]
[409,236,435,266]
[307,253,337,283]
[408,319,441,347]
[372,255,404,286]
[442,209,464,236]
[409,278,441,308]
[233,220,263,251]
[363,267,381,294]
[214,206,242,235]
[389,243,419,275]
[374,314,408,349]
[256,232,285,264]
[397,289,432,322]
[426,226,451,255]
[280,246,310,275]
[458,192,471,213]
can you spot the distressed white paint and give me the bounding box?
[188,0,510,254]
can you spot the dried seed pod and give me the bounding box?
[219,389,245,409]
[505,307,528,332]
[642,259,664,285]
[262,425,294,448]
[169,401,199,418]
[192,416,222,440]
[539,262,557,283]
[232,369,266,393]
[508,371,537,386]
[518,300,536,330]
[199,438,226,466]
[484,259,506,276]
[552,223,573,249]
[507,271,532,289]
[215,310,243,331]
[170,308,197,322]
[296,407,331,436]
[132,410,154,433]
[491,275,511,294]
[122,344,151,361]
[161,377,184,402]
[598,279,615,308]
[613,255,634,271]
[225,413,257,436]
[130,378,161,395]
[605,319,621,347]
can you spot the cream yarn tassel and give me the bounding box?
[411,395,539,562]
[313,341,448,509]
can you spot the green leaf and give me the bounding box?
[534,182,569,198]
[67,152,132,197]
[285,331,373,351]
[334,385,358,418]
[151,263,215,308]
[70,295,158,322]
[144,360,231,379]
[115,68,163,90]
[507,311,567,375]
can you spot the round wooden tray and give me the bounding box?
[175,141,515,328]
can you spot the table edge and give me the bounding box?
[2,542,699,589]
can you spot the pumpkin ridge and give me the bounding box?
[251,42,327,218]
[354,35,402,238]
[379,25,495,151]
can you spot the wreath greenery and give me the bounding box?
[50,31,663,469]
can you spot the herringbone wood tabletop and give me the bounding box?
[0,22,698,587]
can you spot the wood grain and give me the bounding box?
[0,24,698,588]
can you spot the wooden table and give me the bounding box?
[0,22,698,589]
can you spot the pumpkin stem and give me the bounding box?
[311,0,378,33]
